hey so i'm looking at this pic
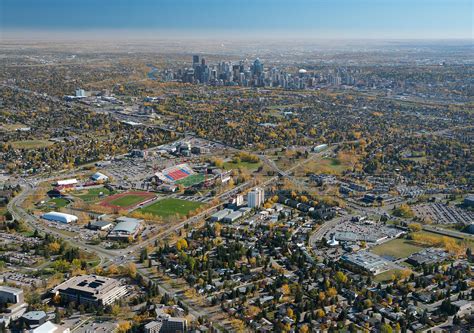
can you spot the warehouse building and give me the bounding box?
[90,172,109,182]
[210,209,233,222]
[222,210,243,223]
[41,212,78,224]
[55,179,77,187]
[87,220,114,231]
[51,275,127,306]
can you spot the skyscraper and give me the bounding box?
[193,55,200,68]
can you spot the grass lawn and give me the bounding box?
[109,194,150,208]
[175,174,206,187]
[1,123,27,131]
[294,157,350,176]
[371,238,425,259]
[374,269,402,283]
[223,161,261,171]
[73,187,113,202]
[139,198,202,218]
[47,198,69,208]
[10,140,53,149]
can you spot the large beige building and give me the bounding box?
[51,275,127,306]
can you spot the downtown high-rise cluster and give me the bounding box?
[161,56,357,90]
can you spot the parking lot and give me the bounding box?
[412,203,474,225]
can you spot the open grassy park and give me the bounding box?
[301,157,351,175]
[138,198,203,218]
[223,160,262,171]
[10,140,53,149]
[371,238,425,259]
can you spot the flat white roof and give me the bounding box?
[42,211,78,223]
[32,321,58,333]
[56,178,77,186]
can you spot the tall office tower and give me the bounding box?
[193,55,200,68]
[201,58,206,66]
[248,187,265,208]
[252,58,263,77]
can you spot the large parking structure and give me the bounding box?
[99,191,156,210]
[138,198,203,218]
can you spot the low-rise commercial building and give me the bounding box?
[210,209,233,222]
[0,286,24,305]
[341,251,390,275]
[108,217,143,240]
[51,275,127,306]
[144,317,187,333]
[222,210,243,223]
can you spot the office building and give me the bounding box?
[51,275,127,306]
[75,89,86,98]
[22,310,47,327]
[0,286,24,305]
[248,187,265,208]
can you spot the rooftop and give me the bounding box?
[52,275,121,297]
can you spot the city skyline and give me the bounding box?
[1,0,473,40]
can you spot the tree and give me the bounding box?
[334,271,348,284]
[116,321,132,333]
[408,223,422,232]
[381,323,393,333]
[125,263,137,279]
[48,241,61,254]
[300,324,309,333]
[176,238,188,251]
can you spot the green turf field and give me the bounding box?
[371,238,425,259]
[175,174,206,187]
[139,198,202,218]
[109,194,150,207]
[73,187,113,202]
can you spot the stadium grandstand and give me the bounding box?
[154,163,194,183]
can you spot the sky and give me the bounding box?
[1,0,472,40]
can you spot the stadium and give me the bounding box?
[154,163,205,187]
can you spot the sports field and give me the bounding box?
[47,198,69,208]
[175,174,206,187]
[73,187,113,202]
[139,198,202,218]
[371,238,425,259]
[100,191,156,209]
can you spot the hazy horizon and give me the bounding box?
[1,0,473,41]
